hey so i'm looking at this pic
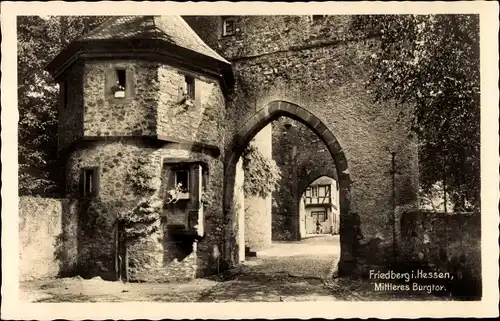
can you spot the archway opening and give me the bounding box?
[224,101,354,277]
[299,175,340,239]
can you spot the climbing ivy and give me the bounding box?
[118,195,163,240]
[126,157,161,194]
[242,141,281,198]
[121,157,162,241]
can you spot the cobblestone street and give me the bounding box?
[199,234,340,302]
[247,234,340,279]
[20,234,452,303]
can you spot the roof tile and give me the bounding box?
[79,16,228,64]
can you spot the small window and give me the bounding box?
[185,76,195,100]
[175,169,190,193]
[312,15,327,22]
[112,69,127,98]
[311,186,318,197]
[305,187,311,197]
[222,17,236,36]
[311,210,327,222]
[82,168,99,197]
[116,69,126,88]
[318,186,326,197]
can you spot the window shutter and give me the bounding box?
[79,169,85,197]
[105,69,117,96]
[93,168,101,197]
[194,79,201,108]
[125,68,135,98]
[189,164,201,203]
[165,168,175,190]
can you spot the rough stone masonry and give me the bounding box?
[44,15,419,281]
[184,15,419,273]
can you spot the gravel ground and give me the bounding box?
[247,234,340,279]
[20,235,452,302]
[20,276,218,302]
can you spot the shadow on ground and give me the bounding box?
[19,235,455,302]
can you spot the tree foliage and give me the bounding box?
[242,140,282,198]
[351,15,480,210]
[18,16,109,196]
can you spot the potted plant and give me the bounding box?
[111,81,126,98]
[165,183,189,204]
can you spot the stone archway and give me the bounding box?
[224,100,356,275]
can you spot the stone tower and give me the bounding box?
[46,16,234,281]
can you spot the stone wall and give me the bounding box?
[83,60,157,137]
[59,62,85,148]
[19,197,78,281]
[79,60,226,148]
[156,65,226,147]
[64,139,225,281]
[398,211,481,298]
[187,15,419,248]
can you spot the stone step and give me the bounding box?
[245,246,257,257]
[245,251,257,257]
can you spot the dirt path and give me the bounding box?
[199,273,336,302]
[20,235,452,302]
[21,276,218,303]
[248,234,340,279]
[197,235,342,302]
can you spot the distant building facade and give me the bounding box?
[300,176,340,236]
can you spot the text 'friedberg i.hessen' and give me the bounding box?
[369,270,455,294]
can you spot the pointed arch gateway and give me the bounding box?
[223,100,357,275]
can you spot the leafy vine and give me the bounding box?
[126,157,160,194]
[242,140,282,198]
[121,157,162,241]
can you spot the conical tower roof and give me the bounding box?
[78,16,228,64]
[45,16,233,92]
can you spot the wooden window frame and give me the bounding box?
[80,167,100,198]
[318,185,326,197]
[311,15,327,22]
[185,75,196,100]
[174,168,190,200]
[106,67,135,103]
[311,210,327,222]
[174,169,190,192]
[222,17,236,37]
[311,186,318,197]
[112,68,127,99]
